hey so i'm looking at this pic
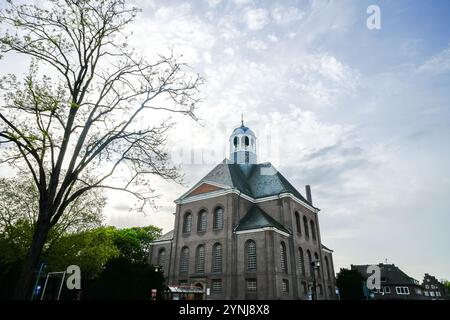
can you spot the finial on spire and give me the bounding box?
[241,113,244,126]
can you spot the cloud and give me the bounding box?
[417,44,450,74]
[244,8,270,30]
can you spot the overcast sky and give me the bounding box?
[1,0,450,281]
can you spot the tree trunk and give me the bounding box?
[12,218,50,300]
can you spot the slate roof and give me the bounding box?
[235,205,291,234]
[152,230,174,243]
[351,264,418,285]
[179,161,314,208]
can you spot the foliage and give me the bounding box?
[336,268,366,300]
[84,256,165,300]
[0,0,201,298]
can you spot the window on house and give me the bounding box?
[195,245,205,274]
[280,242,288,273]
[295,212,301,234]
[282,279,289,293]
[182,213,192,234]
[157,248,166,270]
[314,252,321,279]
[244,136,249,146]
[246,279,257,292]
[212,243,222,273]
[246,240,257,272]
[180,247,189,275]
[233,136,238,147]
[303,216,309,239]
[197,210,207,233]
[310,220,316,241]
[213,207,223,230]
[212,279,222,292]
[384,286,391,293]
[306,250,312,276]
[298,247,305,276]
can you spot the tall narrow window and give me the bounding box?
[157,248,166,270]
[303,216,309,239]
[246,278,257,292]
[298,247,305,276]
[280,242,288,273]
[195,245,205,274]
[180,247,189,275]
[282,279,289,293]
[295,212,301,234]
[314,252,321,279]
[307,250,312,277]
[233,136,238,147]
[183,212,192,234]
[213,207,223,230]
[244,136,249,146]
[246,240,257,272]
[310,220,316,241]
[212,243,222,273]
[197,209,207,233]
[325,256,330,280]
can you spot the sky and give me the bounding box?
[1,0,450,281]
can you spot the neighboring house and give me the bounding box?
[351,263,426,300]
[148,120,337,300]
[422,273,447,300]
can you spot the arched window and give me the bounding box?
[195,245,205,274]
[180,247,189,274]
[310,220,316,241]
[157,248,166,270]
[303,216,309,239]
[244,136,249,146]
[280,242,288,273]
[314,252,321,279]
[233,136,238,147]
[246,240,257,272]
[212,243,222,273]
[325,256,330,280]
[306,250,312,277]
[295,212,301,234]
[213,207,223,230]
[183,212,192,234]
[197,209,207,233]
[298,247,305,276]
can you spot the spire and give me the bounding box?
[241,113,244,126]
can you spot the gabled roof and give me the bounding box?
[235,205,291,235]
[351,264,418,285]
[177,161,315,209]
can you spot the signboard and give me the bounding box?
[151,289,157,300]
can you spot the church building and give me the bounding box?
[149,121,337,300]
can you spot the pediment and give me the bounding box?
[185,183,224,198]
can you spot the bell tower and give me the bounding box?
[229,116,257,165]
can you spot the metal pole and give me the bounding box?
[57,272,66,300]
[41,274,50,300]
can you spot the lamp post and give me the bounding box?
[311,259,321,300]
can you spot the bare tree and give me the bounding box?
[0,0,202,299]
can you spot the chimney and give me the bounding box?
[305,185,312,205]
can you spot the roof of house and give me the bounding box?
[235,205,291,234]
[351,264,419,285]
[178,161,314,208]
[152,230,174,243]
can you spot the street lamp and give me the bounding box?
[310,259,320,300]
